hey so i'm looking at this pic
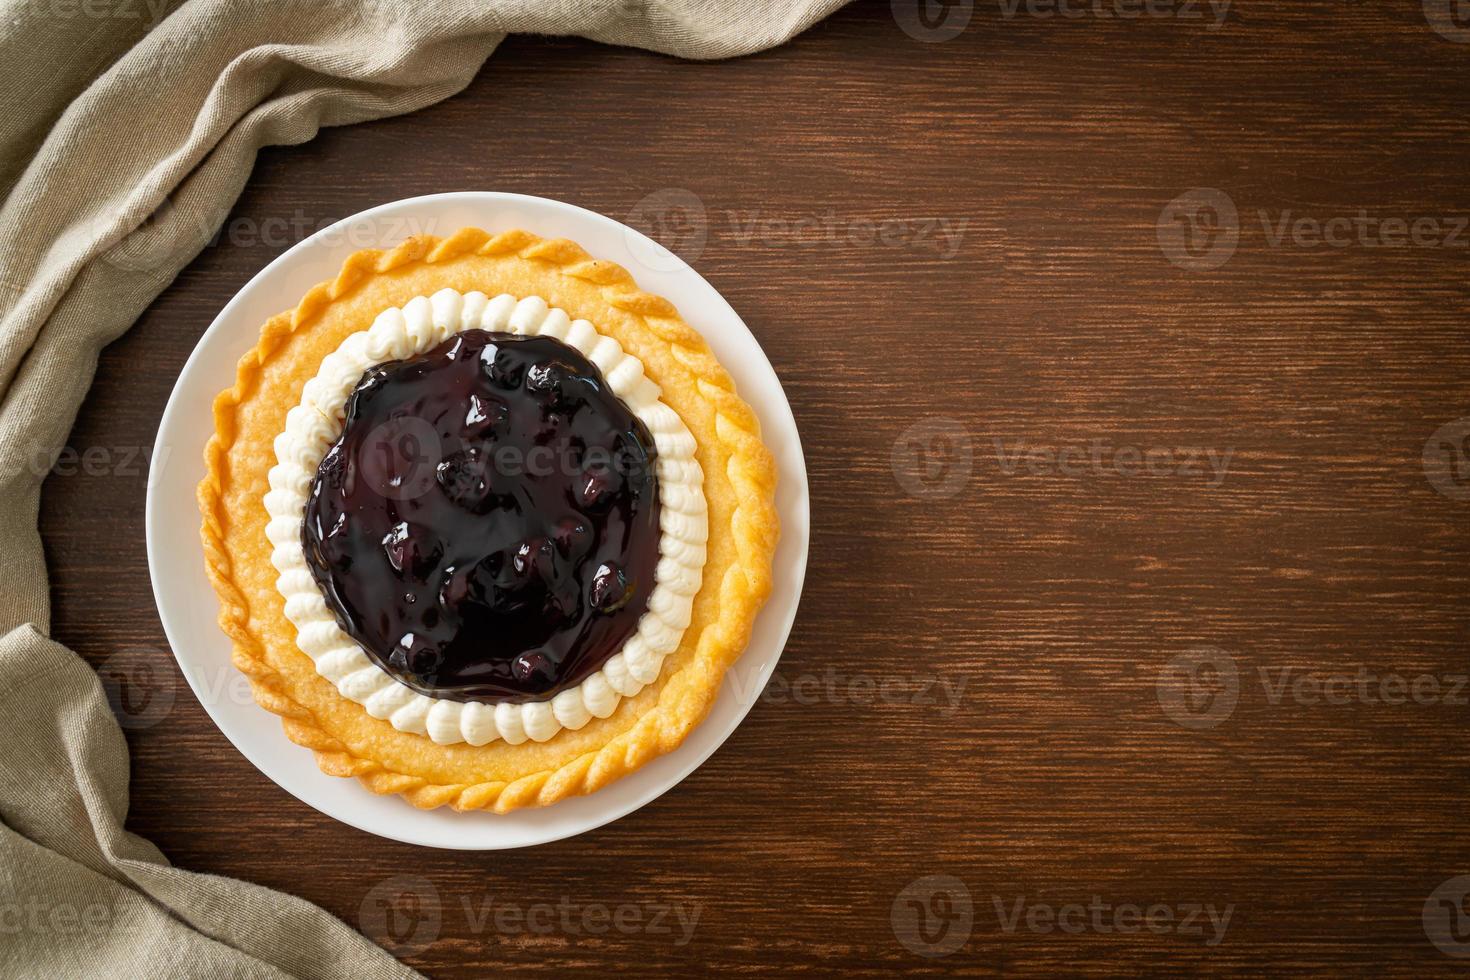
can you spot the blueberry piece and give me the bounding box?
[511,651,555,684]
[381,522,441,576]
[464,393,508,437]
[356,365,394,394]
[480,345,524,389]
[541,590,577,624]
[551,516,592,559]
[316,444,349,491]
[530,418,562,448]
[564,436,588,470]
[612,437,653,485]
[439,565,473,610]
[525,361,571,406]
[436,447,495,511]
[588,561,634,613]
[525,361,559,390]
[468,553,518,605]
[512,537,555,581]
[390,632,442,679]
[572,464,624,512]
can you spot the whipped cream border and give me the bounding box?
[262,289,708,746]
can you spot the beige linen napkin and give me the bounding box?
[0,1,845,976]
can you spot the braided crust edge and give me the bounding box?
[196,228,778,813]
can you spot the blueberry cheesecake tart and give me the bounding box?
[198,229,778,812]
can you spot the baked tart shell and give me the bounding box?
[197,228,779,813]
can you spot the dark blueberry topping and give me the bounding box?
[512,537,556,583]
[435,447,495,512]
[464,392,508,436]
[512,651,555,684]
[573,463,624,512]
[302,330,661,703]
[525,361,571,405]
[552,516,592,559]
[391,632,442,677]
[588,561,635,613]
[381,521,441,577]
[480,343,526,389]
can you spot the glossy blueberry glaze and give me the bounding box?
[301,329,661,703]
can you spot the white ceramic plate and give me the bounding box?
[146,192,809,849]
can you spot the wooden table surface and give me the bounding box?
[40,1,1470,975]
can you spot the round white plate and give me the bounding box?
[146,192,809,849]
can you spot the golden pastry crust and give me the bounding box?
[197,228,778,813]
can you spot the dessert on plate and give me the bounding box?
[197,228,778,812]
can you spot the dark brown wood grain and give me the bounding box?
[38,1,1470,975]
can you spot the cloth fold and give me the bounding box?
[0,1,845,976]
